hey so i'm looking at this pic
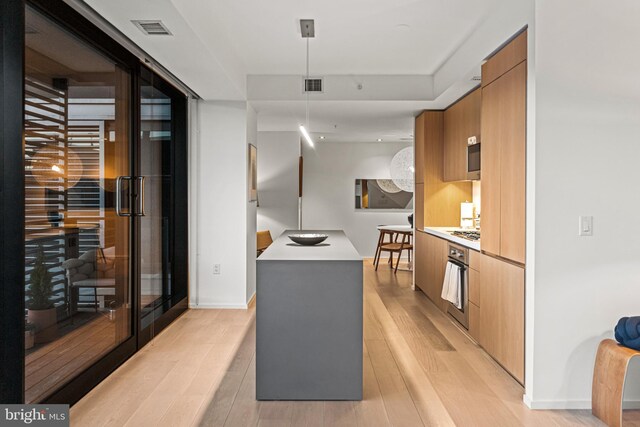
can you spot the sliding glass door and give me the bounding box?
[23,5,133,403]
[136,66,189,346]
[6,0,190,405]
[138,67,178,339]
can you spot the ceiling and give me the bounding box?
[81,0,530,141]
[169,0,501,75]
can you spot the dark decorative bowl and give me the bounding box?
[288,233,329,246]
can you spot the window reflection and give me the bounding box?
[24,6,131,403]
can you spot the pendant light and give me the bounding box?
[299,19,315,147]
[30,146,82,189]
[390,147,414,192]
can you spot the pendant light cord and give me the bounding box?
[305,35,310,129]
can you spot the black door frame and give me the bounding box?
[135,65,189,349]
[0,0,189,405]
[0,0,27,405]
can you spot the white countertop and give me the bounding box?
[421,227,481,251]
[258,230,362,262]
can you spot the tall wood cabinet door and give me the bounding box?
[480,81,502,257]
[444,89,481,182]
[443,102,464,182]
[415,183,424,231]
[415,113,426,184]
[414,231,427,292]
[466,89,482,145]
[499,61,527,264]
[479,254,525,384]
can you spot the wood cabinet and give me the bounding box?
[482,31,527,88]
[414,231,448,312]
[414,113,425,184]
[443,88,481,182]
[414,231,427,291]
[415,183,424,231]
[468,303,481,343]
[414,111,472,228]
[498,61,526,263]
[468,268,480,306]
[480,31,527,264]
[479,254,524,384]
[467,253,481,342]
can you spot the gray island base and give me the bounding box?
[256,230,363,401]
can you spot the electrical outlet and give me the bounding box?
[579,216,593,236]
[213,264,221,275]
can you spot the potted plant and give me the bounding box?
[25,320,35,350]
[27,246,57,343]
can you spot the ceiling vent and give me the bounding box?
[132,20,172,36]
[303,78,323,93]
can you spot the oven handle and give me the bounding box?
[447,259,467,271]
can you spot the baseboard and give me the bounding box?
[246,292,256,308]
[624,401,640,410]
[525,398,591,410]
[189,302,250,309]
[525,394,640,410]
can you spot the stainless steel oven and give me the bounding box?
[467,138,481,180]
[446,243,469,329]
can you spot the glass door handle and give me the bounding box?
[115,176,133,217]
[135,176,146,217]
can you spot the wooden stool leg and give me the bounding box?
[592,339,640,427]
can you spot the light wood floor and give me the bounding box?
[71,260,610,426]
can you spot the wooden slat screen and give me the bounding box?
[66,123,104,251]
[24,77,68,310]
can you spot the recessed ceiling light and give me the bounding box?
[377,138,383,142]
[320,136,325,140]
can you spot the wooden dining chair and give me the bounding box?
[373,228,396,267]
[257,230,273,257]
[375,230,413,273]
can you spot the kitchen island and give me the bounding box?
[256,230,363,400]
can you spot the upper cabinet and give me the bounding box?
[414,111,472,229]
[481,31,527,88]
[480,30,527,264]
[443,88,482,182]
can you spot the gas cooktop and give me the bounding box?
[450,230,481,241]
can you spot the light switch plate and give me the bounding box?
[579,216,593,236]
[213,264,221,275]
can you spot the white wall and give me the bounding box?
[189,100,256,308]
[301,140,412,257]
[256,131,300,239]
[246,105,258,303]
[527,0,640,408]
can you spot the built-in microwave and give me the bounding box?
[467,136,481,180]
